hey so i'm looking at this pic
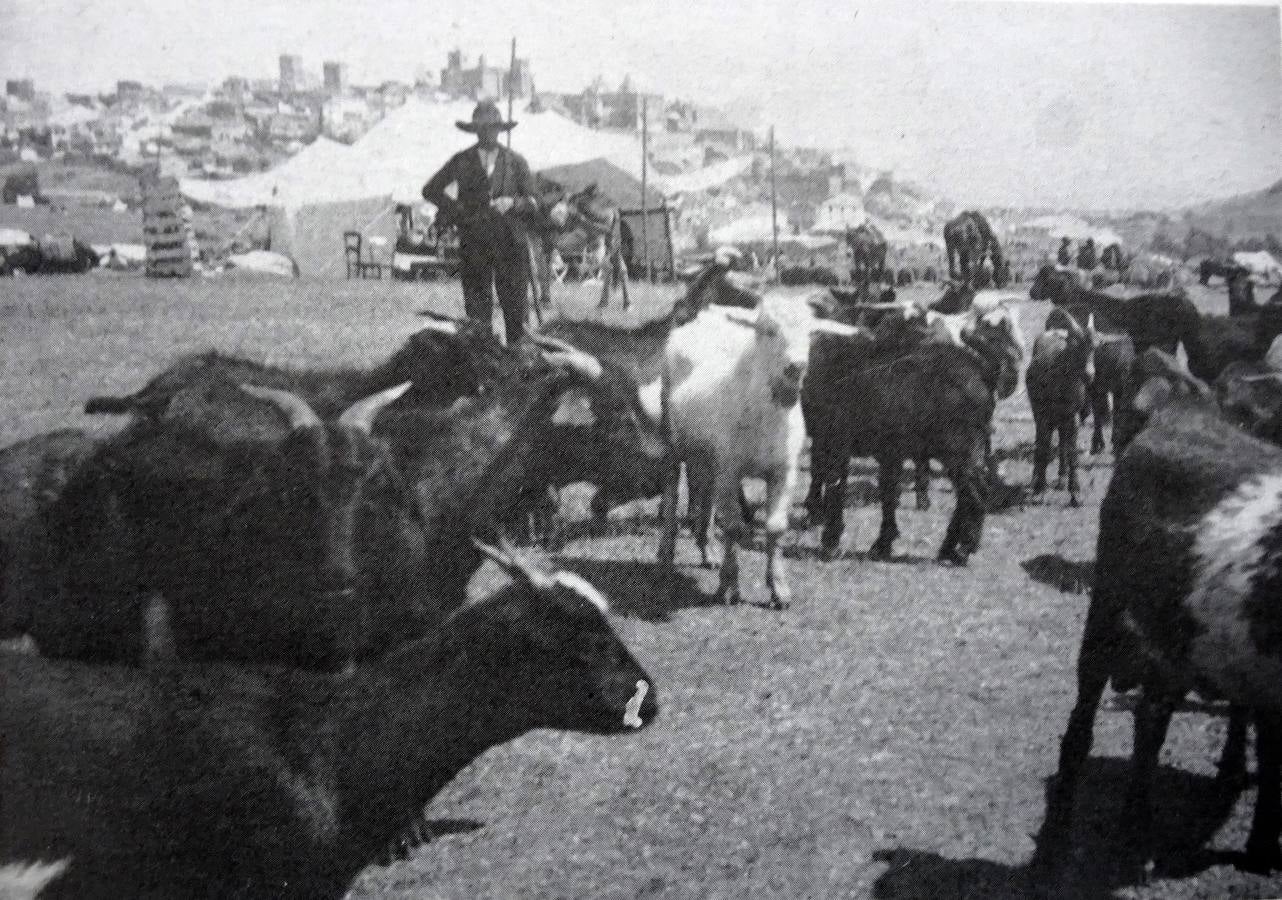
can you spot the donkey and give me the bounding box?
[526,182,631,311]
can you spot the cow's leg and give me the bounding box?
[1121,692,1176,869]
[1217,705,1250,784]
[940,440,987,564]
[1032,603,1113,873]
[1089,385,1109,455]
[1031,417,1051,497]
[869,455,903,561]
[803,433,827,523]
[686,452,718,568]
[597,239,611,308]
[1062,414,1081,507]
[1246,710,1282,872]
[819,455,849,560]
[658,455,681,570]
[617,250,630,310]
[713,472,744,606]
[763,463,798,610]
[913,456,931,510]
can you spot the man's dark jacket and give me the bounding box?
[421,146,536,231]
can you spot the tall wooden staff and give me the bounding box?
[769,125,779,280]
[506,37,516,149]
[641,96,649,281]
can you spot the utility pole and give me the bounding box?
[506,37,516,149]
[769,125,779,278]
[641,96,649,281]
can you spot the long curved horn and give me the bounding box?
[337,381,413,434]
[414,312,460,335]
[240,384,323,431]
[530,334,604,381]
[527,332,579,354]
[1235,372,1282,385]
[472,537,556,592]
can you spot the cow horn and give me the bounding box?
[1235,372,1282,385]
[240,384,323,431]
[531,335,604,381]
[415,311,460,335]
[337,381,413,434]
[722,310,772,335]
[472,537,556,592]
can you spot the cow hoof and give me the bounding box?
[1068,495,1080,509]
[938,550,970,567]
[868,542,893,562]
[767,595,790,611]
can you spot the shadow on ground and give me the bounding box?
[552,556,717,622]
[1022,553,1094,595]
[872,758,1244,899]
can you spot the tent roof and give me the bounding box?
[181,100,649,209]
[539,157,664,209]
[655,156,753,196]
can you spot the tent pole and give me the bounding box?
[641,96,649,283]
[770,125,779,281]
[507,38,516,150]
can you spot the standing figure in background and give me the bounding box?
[1076,237,1097,272]
[1057,236,1073,266]
[422,100,537,343]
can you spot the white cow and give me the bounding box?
[656,290,858,608]
[1234,251,1282,285]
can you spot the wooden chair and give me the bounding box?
[343,231,383,279]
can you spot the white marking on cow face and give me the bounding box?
[417,318,459,336]
[623,679,649,728]
[552,571,610,614]
[1186,470,1282,702]
[551,389,597,427]
[0,859,71,898]
[550,201,570,229]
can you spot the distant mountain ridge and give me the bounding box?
[1178,178,1282,241]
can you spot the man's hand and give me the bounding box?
[490,197,515,214]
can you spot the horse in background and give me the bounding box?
[943,210,1010,288]
[524,181,631,311]
[846,222,888,286]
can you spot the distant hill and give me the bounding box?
[1178,178,1282,241]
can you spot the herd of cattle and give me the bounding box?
[4,251,1282,896]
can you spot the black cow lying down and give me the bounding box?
[0,541,657,900]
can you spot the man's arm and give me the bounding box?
[508,153,538,214]
[422,154,462,222]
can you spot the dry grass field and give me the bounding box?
[2,270,1281,899]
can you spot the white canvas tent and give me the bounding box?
[179,101,649,276]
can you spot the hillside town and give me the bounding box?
[2,46,1279,280]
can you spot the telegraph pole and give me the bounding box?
[641,96,649,281]
[506,38,516,149]
[769,125,779,278]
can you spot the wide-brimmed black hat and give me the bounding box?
[456,100,516,133]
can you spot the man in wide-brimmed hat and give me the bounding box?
[423,99,537,341]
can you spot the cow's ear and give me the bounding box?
[1132,377,1173,416]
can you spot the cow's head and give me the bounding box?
[234,381,414,663]
[723,294,861,408]
[529,335,670,504]
[1113,347,1212,451]
[431,538,658,735]
[962,304,1026,400]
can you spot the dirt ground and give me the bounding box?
[2,270,1280,899]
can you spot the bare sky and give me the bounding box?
[2,0,1278,209]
